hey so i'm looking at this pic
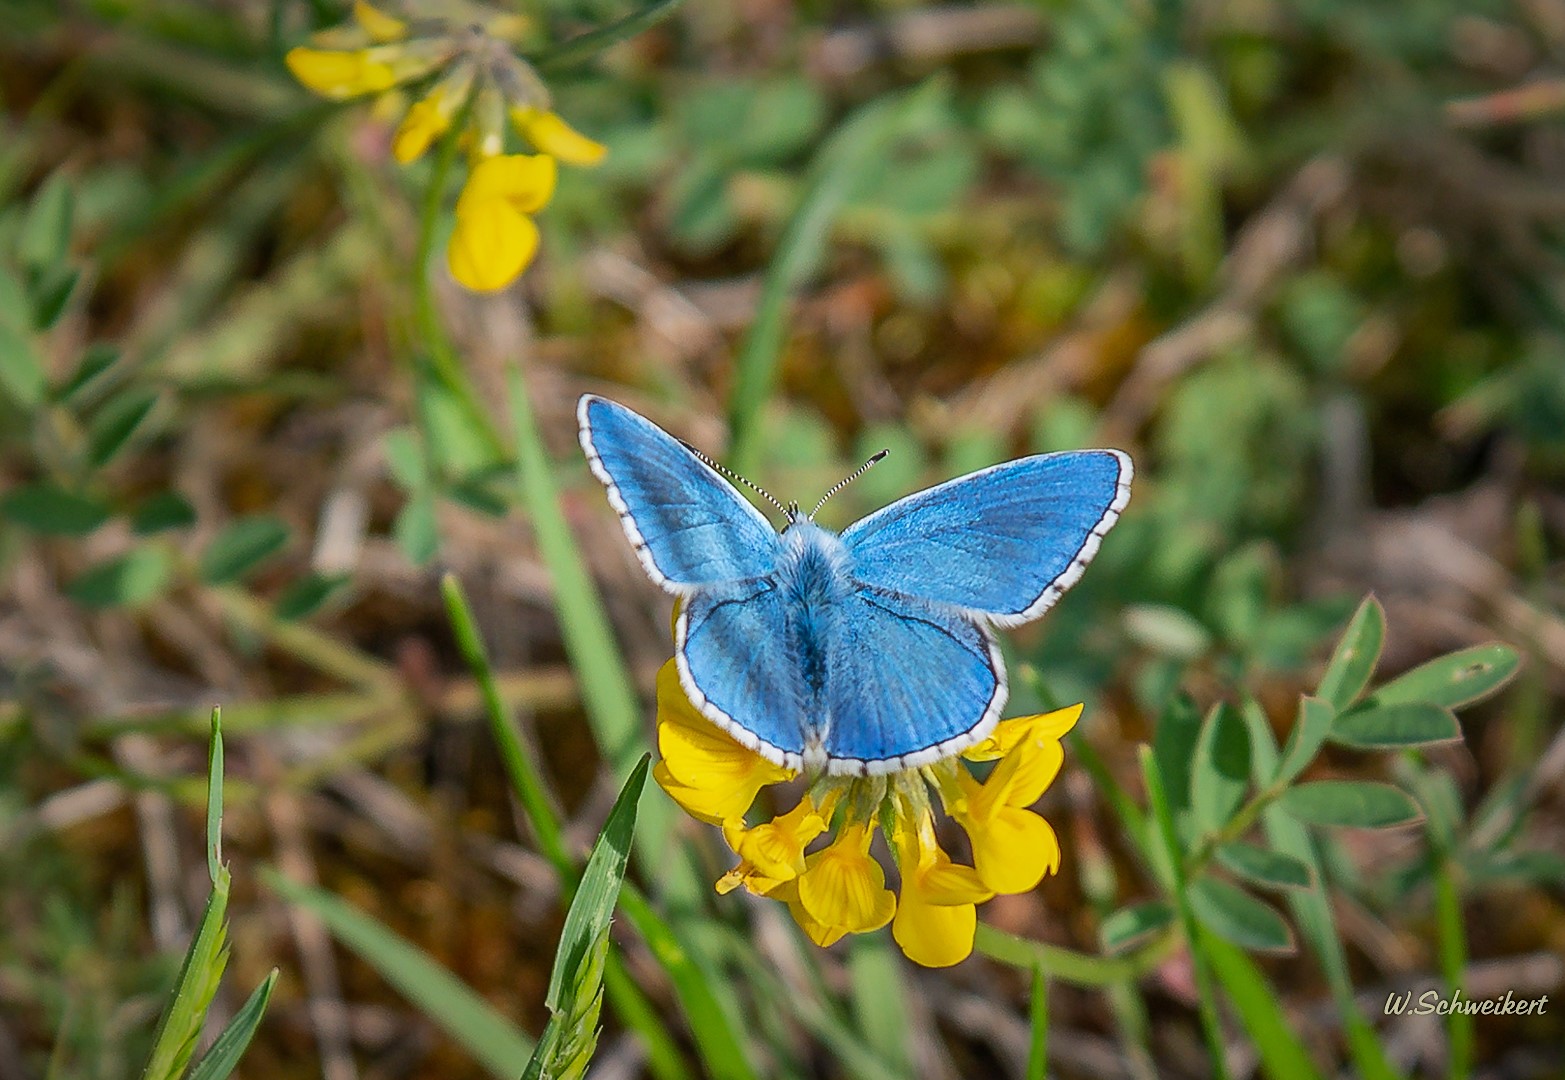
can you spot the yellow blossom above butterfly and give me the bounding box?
[285,0,605,292]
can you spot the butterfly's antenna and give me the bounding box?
[679,440,794,522]
[810,449,889,519]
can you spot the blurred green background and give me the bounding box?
[1,0,1563,1077]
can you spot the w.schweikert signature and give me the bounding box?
[1385,989,1549,1017]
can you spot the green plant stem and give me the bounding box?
[206,584,394,690]
[1141,746,1232,1080]
[1435,859,1474,1080]
[973,925,1176,988]
[535,0,690,72]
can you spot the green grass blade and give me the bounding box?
[1026,967,1048,1080]
[261,869,534,1079]
[1434,862,1474,1080]
[141,712,233,1080]
[205,706,223,883]
[848,937,911,1076]
[618,885,758,1080]
[546,755,648,1011]
[1141,745,1232,1080]
[1201,932,1322,1080]
[536,0,690,72]
[727,80,943,475]
[185,970,278,1080]
[441,573,572,876]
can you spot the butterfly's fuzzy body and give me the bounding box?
[578,395,1130,777]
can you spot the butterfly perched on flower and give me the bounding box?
[578,396,1131,776]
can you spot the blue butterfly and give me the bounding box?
[578,395,1132,776]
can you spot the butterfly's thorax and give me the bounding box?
[775,522,855,729]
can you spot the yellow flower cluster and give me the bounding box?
[285,1,605,291]
[652,662,1081,967]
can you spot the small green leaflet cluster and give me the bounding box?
[140,709,277,1080]
[1108,595,1521,959]
[0,177,343,618]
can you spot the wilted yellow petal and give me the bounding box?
[457,153,558,215]
[353,0,407,42]
[285,47,398,99]
[511,107,607,166]
[447,199,539,292]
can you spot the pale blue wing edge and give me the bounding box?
[840,449,1133,628]
[577,394,780,593]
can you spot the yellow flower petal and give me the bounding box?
[353,0,407,42]
[777,881,848,948]
[456,153,558,216]
[285,47,398,99]
[965,805,1060,894]
[446,198,539,292]
[962,704,1083,762]
[724,796,829,883]
[796,823,896,935]
[393,95,451,164]
[893,889,977,968]
[510,107,607,166]
[652,661,792,825]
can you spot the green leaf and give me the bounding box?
[200,516,290,584]
[1216,842,1313,890]
[30,265,79,330]
[1152,694,1202,820]
[1330,702,1461,749]
[68,547,173,608]
[1188,877,1294,952]
[1274,696,1333,785]
[206,707,224,883]
[1201,932,1323,1080]
[546,755,649,1012]
[1279,781,1423,829]
[0,264,30,331]
[535,0,690,72]
[1191,702,1249,837]
[18,173,74,269]
[184,970,278,1080]
[0,483,111,535]
[0,321,47,407]
[275,571,350,620]
[1099,901,1175,954]
[1368,644,1521,711]
[1316,595,1384,710]
[87,388,160,468]
[393,494,439,565]
[263,870,533,1079]
[55,342,122,404]
[132,491,197,535]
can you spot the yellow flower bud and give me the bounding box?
[510,107,607,166]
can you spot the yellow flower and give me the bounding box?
[890,810,994,968]
[285,47,401,99]
[446,153,558,291]
[510,106,607,166]
[353,0,407,42]
[717,793,832,895]
[651,661,793,825]
[652,649,1080,966]
[951,706,1079,894]
[794,823,896,944]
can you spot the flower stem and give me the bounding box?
[973,924,1176,988]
